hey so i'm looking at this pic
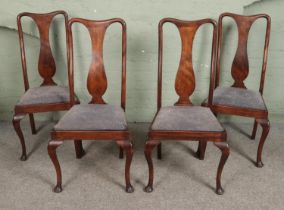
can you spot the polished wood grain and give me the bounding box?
[145,18,230,195]
[174,22,197,105]
[13,11,81,161]
[67,18,127,110]
[48,18,134,193]
[206,13,271,167]
[215,13,271,90]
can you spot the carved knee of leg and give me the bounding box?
[13,114,27,161]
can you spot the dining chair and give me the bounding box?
[144,18,230,195]
[47,17,134,193]
[13,11,82,161]
[202,13,271,168]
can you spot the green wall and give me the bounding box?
[0,0,282,122]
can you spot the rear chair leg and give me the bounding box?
[157,143,162,159]
[196,140,207,160]
[119,146,124,159]
[48,140,63,193]
[251,119,258,140]
[74,140,85,159]
[144,140,160,193]
[256,119,270,168]
[13,114,27,161]
[116,140,134,193]
[29,114,36,135]
[214,142,230,195]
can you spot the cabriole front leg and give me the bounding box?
[116,140,134,193]
[48,140,63,193]
[144,140,160,193]
[256,119,270,168]
[13,114,27,161]
[214,142,230,195]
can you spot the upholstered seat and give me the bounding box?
[212,87,266,110]
[17,86,72,106]
[151,106,224,132]
[54,104,127,131]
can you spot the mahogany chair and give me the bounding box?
[47,18,134,193]
[144,18,230,195]
[13,11,82,161]
[202,13,271,168]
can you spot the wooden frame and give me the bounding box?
[144,18,230,195]
[47,17,134,193]
[13,11,80,161]
[203,13,271,168]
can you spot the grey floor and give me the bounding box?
[0,120,283,210]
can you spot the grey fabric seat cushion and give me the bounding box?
[151,106,224,132]
[212,87,266,110]
[17,86,72,106]
[54,104,127,131]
